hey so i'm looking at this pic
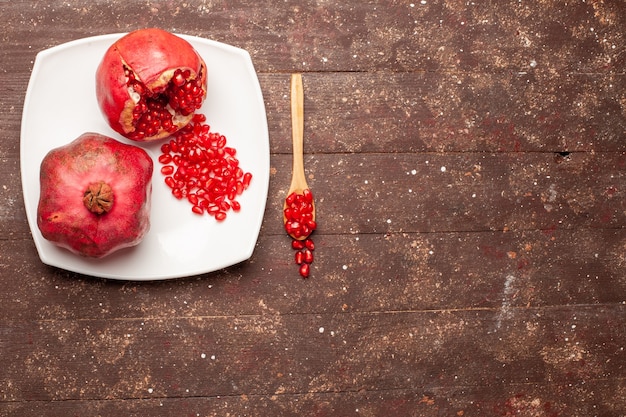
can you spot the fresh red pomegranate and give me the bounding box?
[37,133,153,258]
[96,28,207,142]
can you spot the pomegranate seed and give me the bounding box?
[172,70,186,87]
[161,165,174,175]
[207,204,220,214]
[243,172,252,189]
[303,249,314,264]
[191,205,204,215]
[215,211,227,221]
[295,251,304,265]
[299,263,310,278]
[292,240,305,250]
[158,154,172,164]
[164,176,176,188]
[188,193,198,206]
[305,239,315,251]
[285,221,302,237]
[303,188,313,203]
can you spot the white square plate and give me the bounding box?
[21,33,270,280]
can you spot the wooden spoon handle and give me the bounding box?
[290,73,307,191]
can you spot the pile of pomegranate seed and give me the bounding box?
[291,237,315,278]
[284,189,317,239]
[284,189,317,278]
[159,114,252,220]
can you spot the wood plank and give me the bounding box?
[1,228,624,322]
[2,378,625,417]
[261,72,626,153]
[1,306,624,408]
[3,378,626,417]
[1,1,624,74]
[0,394,439,417]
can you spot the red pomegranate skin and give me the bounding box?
[96,28,207,142]
[37,133,153,258]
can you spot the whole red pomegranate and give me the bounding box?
[37,133,153,258]
[96,28,207,142]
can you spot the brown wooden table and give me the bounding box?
[1,1,625,415]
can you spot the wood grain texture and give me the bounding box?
[1,0,625,416]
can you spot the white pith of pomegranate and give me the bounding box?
[37,133,153,258]
[96,28,208,142]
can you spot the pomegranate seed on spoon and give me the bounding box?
[284,74,318,278]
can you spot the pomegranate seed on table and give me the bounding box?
[299,263,310,279]
[295,251,304,265]
[290,233,317,279]
[302,248,314,264]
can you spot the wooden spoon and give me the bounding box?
[283,73,316,240]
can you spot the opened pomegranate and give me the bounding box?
[37,133,153,258]
[96,28,207,142]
